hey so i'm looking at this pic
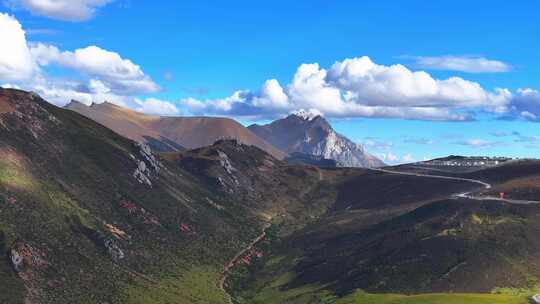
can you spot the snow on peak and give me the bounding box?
[291,109,323,121]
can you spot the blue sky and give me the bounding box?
[1,1,540,163]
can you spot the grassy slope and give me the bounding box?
[339,291,525,304]
[0,90,266,303]
[0,89,345,303]
[235,162,540,303]
[237,262,529,304]
[3,90,540,303]
[237,269,527,304]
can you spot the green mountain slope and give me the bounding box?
[234,161,540,304]
[2,88,540,304]
[0,89,338,304]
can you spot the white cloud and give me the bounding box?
[378,152,399,163]
[378,152,415,165]
[411,55,511,73]
[1,83,21,89]
[0,13,159,111]
[403,137,435,145]
[35,45,160,94]
[0,13,171,116]
[402,153,415,163]
[29,42,60,66]
[135,98,179,116]
[7,0,114,21]
[30,78,128,107]
[362,138,393,150]
[453,139,502,149]
[0,13,36,81]
[181,56,512,121]
[252,79,289,109]
[25,28,57,36]
[327,56,509,110]
[506,88,540,121]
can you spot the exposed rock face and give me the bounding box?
[218,150,236,175]
[132,143,161,186]
[248,111,385,168]
[104,239,125,262]
[10,246,24,272]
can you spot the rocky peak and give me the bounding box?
[248,111,385,168]
[290,109,322,122]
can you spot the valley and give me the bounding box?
[0,1,538,303]
[1,88,540,304]
[230,162,540,304]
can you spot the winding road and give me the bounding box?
[218,166,540,303]
[371,167,540,205]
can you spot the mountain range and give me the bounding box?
[65,101,285,159]
[66,102,384,168]
[2,88,540,304]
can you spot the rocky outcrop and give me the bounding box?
[8,241,50,303]
[131,143,161,186]
[9,241,48,273]
[104,239,125,262]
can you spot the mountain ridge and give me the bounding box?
[248,112,385,168]
[65,100,286,159]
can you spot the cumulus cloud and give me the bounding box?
[0,13,161,115]
[411,55,511,73]
[134,98,179,116]
[0,14,175,118]
[0,13,36,81]
[29,42,60,66]
[30,78,128,107]
[19,76,177,115]
[29,44,159,94]
[378,152,416,165]
[505,88,540,121]
[6,0,114,21]
[327,57,508,109]
[181,56,512,121]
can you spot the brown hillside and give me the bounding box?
[66,101,285,158]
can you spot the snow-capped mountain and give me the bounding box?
[248,110,385,168]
